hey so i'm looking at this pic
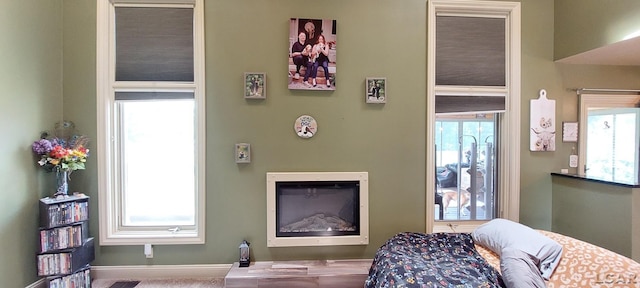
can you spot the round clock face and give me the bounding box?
[294,115,317,139]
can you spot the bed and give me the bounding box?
[365,219,640,288]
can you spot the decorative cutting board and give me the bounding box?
[530,89,556,151]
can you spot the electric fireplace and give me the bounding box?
[266,172,369,247]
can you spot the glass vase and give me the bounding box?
[55,170,69,196]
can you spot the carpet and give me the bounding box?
[92,278,224,288]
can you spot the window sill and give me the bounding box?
[99,230,205,246]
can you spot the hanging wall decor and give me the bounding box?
[235,143,251,163]
[294,115,317,139]
[366,77,387,103]
[562,122,578,143]
[288,18,337,91]
[244,72,266,99]
[530,89,556,151]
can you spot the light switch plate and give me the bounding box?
[569,154,578,168]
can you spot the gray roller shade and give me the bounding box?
[435,95,505,114]
[435,15,506,114]
[115,91,194,100]
[436,16,505,86]
[115,7,194,82]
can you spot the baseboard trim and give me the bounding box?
[91,264,232,280]
[25,278,46,288]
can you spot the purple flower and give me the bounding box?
[32,139,53,155]
[51,138,62,147]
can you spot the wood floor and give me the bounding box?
[91,278,224,288]
[224,259,372,288]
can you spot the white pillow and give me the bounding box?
[472,218,563,280]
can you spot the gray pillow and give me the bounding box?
[472,218,563,280]
[500,248,546,288]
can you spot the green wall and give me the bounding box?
[7,0,640,286]
[552,176,632,256]
[64,0,431,266]
[59,0,640,267]
[548,64,640,257]
[522,63,640,229]
[0,1,63,287]
[555,0,640,60]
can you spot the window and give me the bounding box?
[578,92,640,184]
[427,0,521,233]
[97,0,206,245]
[435,116,497,221]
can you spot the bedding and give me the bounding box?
[367,229,640,288]
[476,231,640,288]
[364,232,504,288]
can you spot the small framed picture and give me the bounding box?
[244,72,266,99]
[562,122,578,142]
[235,143,251,163]
[366,77,386,103]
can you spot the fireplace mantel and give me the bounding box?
[266,172,369,247]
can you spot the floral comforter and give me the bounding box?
[365,232,505,288]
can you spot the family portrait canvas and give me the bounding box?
[244,72,266,99]
[288,18,336,91]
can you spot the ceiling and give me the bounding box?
[555,36,640,66]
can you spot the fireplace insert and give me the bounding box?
[266,172,369,247]
[276,181,360,238]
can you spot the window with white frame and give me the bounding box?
[578,93,640,184]
[435,116,497,221]
[96,0,206,245]
[427,0,521,233]
[585,108,639,182]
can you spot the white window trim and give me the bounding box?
[96,0,206,245]
[427,0,521,233]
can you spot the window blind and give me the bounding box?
[115,91,194,100]
[115,7,194,82]
[436,16,505,86]
[435,15,506,114]
[435,95,505,114]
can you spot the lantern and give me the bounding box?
[239,240,250,267]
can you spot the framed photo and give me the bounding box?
[235,143,251,163]
[244,72,266,99]
[288,18,337,91]
[366,77,387,103]
[562,122,578,142]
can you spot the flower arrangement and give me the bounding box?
[32,121,90,173]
